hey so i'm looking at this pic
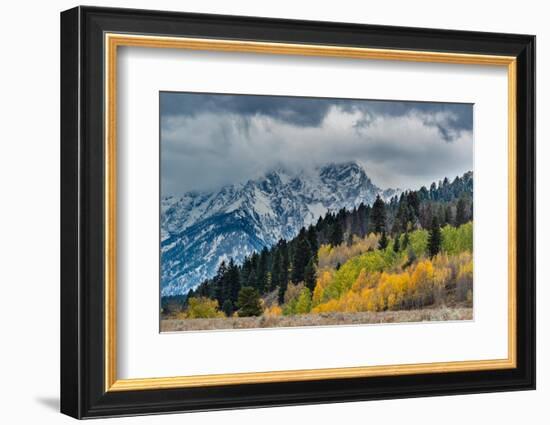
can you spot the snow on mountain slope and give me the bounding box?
[161,162,398,296]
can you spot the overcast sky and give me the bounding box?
[160,92,473,196]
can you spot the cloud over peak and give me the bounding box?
[161,92,473,195]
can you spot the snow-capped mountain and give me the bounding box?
[161,162,398,296]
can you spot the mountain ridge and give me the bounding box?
[161,162,399,296]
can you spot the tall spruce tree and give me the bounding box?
[444,204,454,226]
[407,191,420,219]
[278,244,290,304]
[307,225,319,262]
[222,299,233,317]
[402,232,410,250]
[428,216,442,257]
[378,231,389,250]
[271,249,282,290]
[291,236,311,283]
[393,233,401,252]
[213,261,228,306]
[357,203,368,237]
[455,197,468,226]
[329,221,344,247]
[393,199,408,234]
[246,269,257,288]
[278,279,288,305]
[227,259,241,306]
[255,247,269,293]
[280,241,289,285]
[304,257,317,292]
[370,195,387,233]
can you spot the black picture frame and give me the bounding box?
[61,5,535,419]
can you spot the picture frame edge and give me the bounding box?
[60,6,536,419]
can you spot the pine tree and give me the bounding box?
[357,203,368,237]
[304,257,317,292]
[271,250,282,289]
[307,225,319,262]
[407,191,420,219]
[350,208,360,237]
[277,243,290,304]
[370,195,387,233]
[227,259,241,305]
[428,216,442,257]
[402,232,410,250]
[237,287,263,317]
[278,279,288,305]
[393,233,400,252]
[213,261,228,306]
[455,197,468,226]
[420,203,433,229]
[329,221,343,247]
[444,204,453,226]
[247,269,257,288]
[393,199,408,233]
[430,182,438,200]
[280,245,289,285]
[291,236,311,283]
[256,247,269,293]
[378,231,389,250]
[222,299,233,317]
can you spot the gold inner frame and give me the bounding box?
[104,33,517,392]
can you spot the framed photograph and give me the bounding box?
[60,6,535,419]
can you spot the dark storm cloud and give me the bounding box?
[160,92,472,139]
[161,92,333,127]
[160,92,473,195]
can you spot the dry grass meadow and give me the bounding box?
[161,306,473,332]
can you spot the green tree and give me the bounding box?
[393,199,408,233]
[222,299,233,317]
[277,243,290,304]
[291,236,311,283]
[455,197,468,226]
[393,233,401,252]
[444,204,454,225]
[213,261,228,306]
[402,232,410,250]
[256,247,269,293]
[237,287,263,317]
[304,257,317,292]
[378,231,389,250]
[428,216,442,257]
[280,242,289,284]
[329,221,344,247]
[307,225,319,261]
[370,195,387,233]
[278,279,288,305]
[227,259,241,305]
[407,191,420,219]
[271,250,282,289]
[246,269,257,288]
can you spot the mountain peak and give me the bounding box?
[320,160,361,171]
